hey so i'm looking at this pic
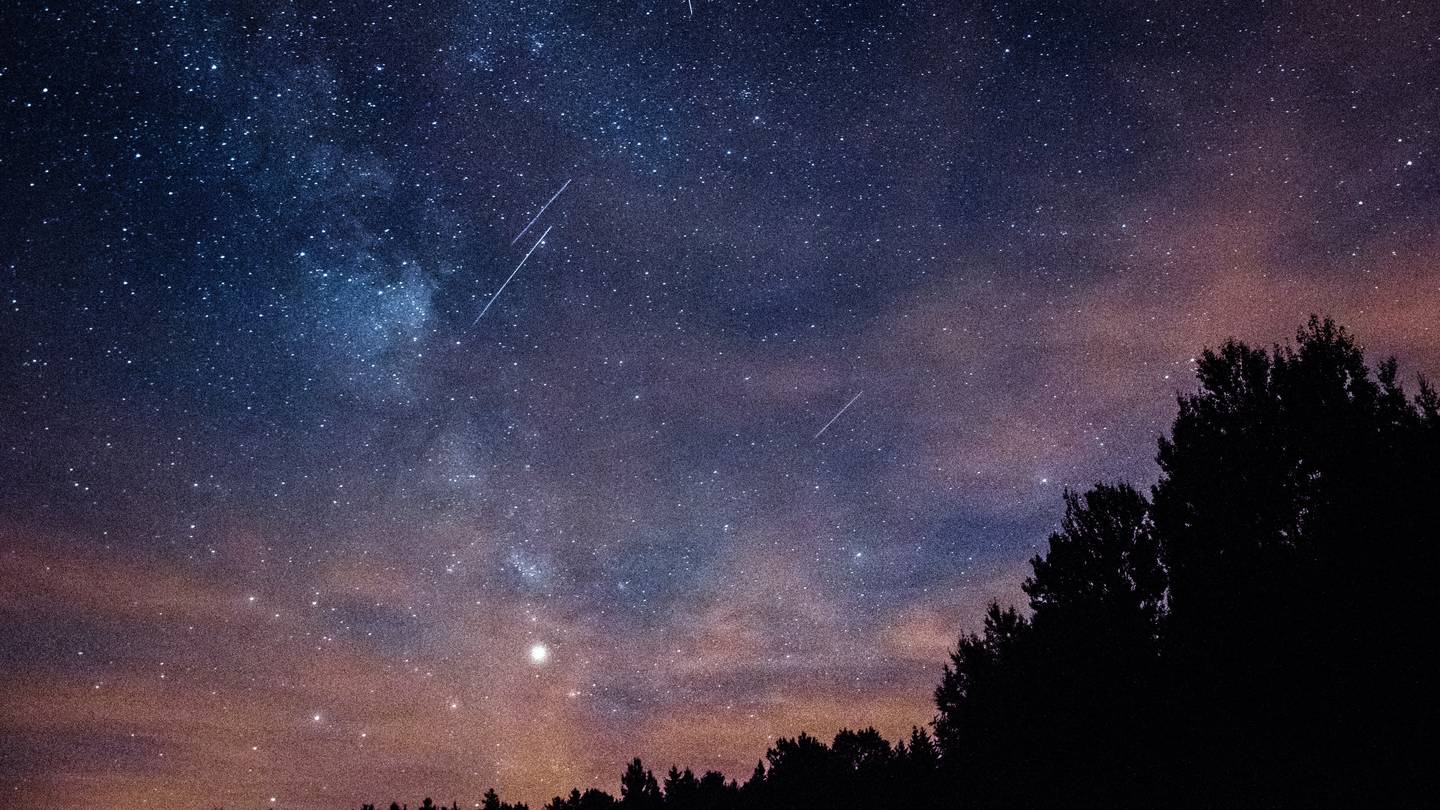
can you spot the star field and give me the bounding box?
[2,1,1439,807]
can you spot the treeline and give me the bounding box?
[361,728,943,810]
[362,319,1435,809]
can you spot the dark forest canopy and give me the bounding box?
[358,318,1436,809]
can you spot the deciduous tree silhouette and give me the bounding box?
[1152,317,1436,806]
[692,771,736,810]
[933,316,1434,808]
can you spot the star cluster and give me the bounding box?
[2,1,1438,807]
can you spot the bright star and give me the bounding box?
[529,642,549,664]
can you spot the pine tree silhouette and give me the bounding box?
[620,759,662,810]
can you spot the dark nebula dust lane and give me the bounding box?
[2,1,1438,807]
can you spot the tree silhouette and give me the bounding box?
[620,758,662,810]
[1020,483,1167,808]
[692,771,736,810]
[662,766,698,807]
[545,788,616,810]
[759,732,836,808]
[931,316,1433,808]
[1151,317,1437,806]
[891,727,942,810]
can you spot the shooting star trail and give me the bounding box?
[511,178,571,245]
[688,0,695,16]
[474,225,553,325]
[813,391,863,439]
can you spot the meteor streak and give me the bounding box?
[474,225,553,324]
[813,391,863,439]
[511,178,571,245]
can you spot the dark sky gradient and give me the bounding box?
[3,1,1438,807]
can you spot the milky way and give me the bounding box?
[3,2,1438,808]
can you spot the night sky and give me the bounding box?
[3,1,1438,807]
